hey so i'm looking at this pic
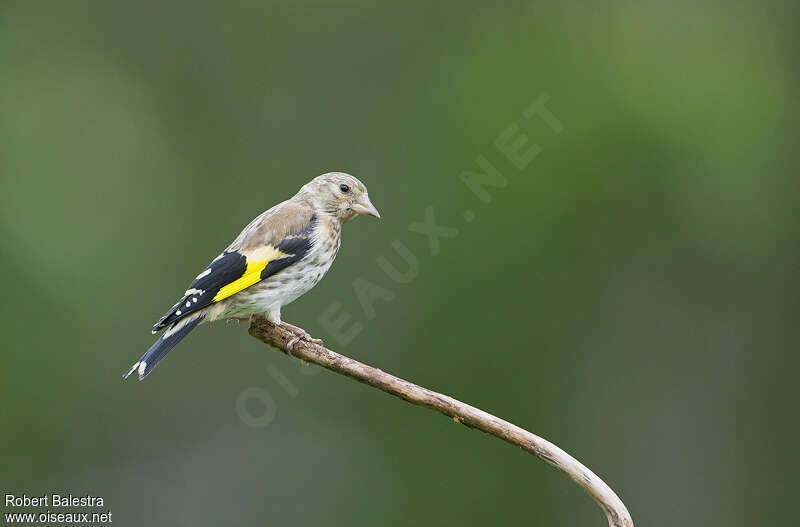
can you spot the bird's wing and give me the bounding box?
[152,202,316,332]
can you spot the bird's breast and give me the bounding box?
[231,223,340,312]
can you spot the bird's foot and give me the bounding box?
[285,336,300,357]
[280,322,324,350]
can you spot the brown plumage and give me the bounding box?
[124,172,380,380]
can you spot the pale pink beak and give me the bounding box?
[352,195,381,218]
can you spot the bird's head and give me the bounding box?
[302,172,381,222]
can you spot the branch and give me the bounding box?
[249,317,633,527]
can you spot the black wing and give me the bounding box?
[151,213,316,332]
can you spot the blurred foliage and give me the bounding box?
[1,1,798,526]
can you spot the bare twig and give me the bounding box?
[249,316,633,527]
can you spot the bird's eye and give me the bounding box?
[340,184,350,193]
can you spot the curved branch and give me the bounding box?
[249,317,633,527]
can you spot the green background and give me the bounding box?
[1,1,798,526]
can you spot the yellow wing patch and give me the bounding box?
[212,245,291,302]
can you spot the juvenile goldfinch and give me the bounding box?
[124,172,380,380]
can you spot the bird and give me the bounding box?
[123,172,380,380]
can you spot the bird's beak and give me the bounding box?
[352,195,381,218]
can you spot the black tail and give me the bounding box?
[124,313,206,380]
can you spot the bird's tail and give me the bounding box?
[124,313,206,380]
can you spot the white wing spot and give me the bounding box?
[176,310,182,315]
[137,361,147,377]
[185,301,191,308]
[192,298,198,303]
